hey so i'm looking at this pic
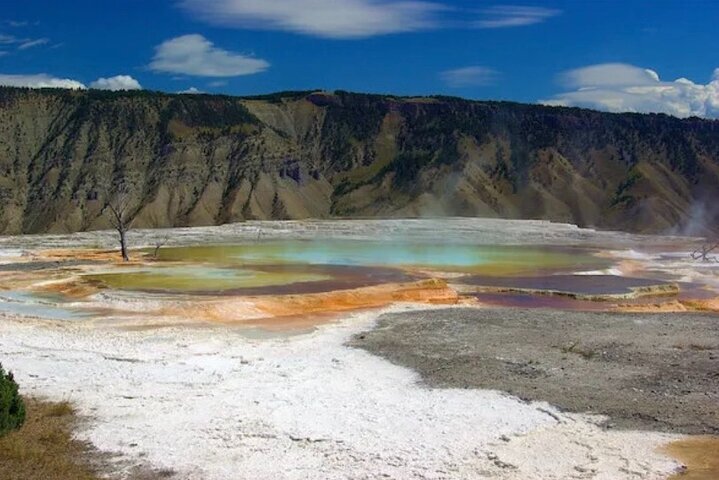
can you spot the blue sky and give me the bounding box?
[1,0,718,117]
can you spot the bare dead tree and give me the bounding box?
[152,234,170,259]
[105,191,134,262]
[691,242,719,263]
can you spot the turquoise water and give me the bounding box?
[77,240,605,295]
[0,291,88,320]
[155,240,603,273]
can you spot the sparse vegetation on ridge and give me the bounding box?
[1,86,718,235]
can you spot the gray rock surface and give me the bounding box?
[350,307,719,434]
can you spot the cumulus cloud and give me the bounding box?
[541,63,719,119]
[149,34,269,77]
[475,5,560,29]
[90,75,143,91]
[440,66,499,88]
[178,87,203,94]
[179,0,446,39]
[0,73,86,89]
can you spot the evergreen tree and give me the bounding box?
[0,363,26,436]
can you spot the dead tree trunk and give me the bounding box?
[152,234,170,259]
[106,191,133,262]
[119,229,129,262]
[691,242,719,263]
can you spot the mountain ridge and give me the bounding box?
[1,86,717,235]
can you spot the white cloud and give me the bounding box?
[541,63,719,119]
[559,63,660,88]
[475,5,560,29]
[0,73,86,89]
[149,34,269,77]
[180,0,446,39]
[440,66,498,88]
[0,34,18,44]
[0,33,51,50]
[18,38,48,50]
[178,87,203,94]
[90,75,143,91]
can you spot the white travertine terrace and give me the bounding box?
[1,306,680,480]
[1,218,712,479]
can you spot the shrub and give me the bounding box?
[0,363,26,436]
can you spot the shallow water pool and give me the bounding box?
[154,240,604,274]
[84,265,331,293]
[81,240,606,295]
[0,291,89,320]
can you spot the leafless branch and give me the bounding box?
[691,242,719,263]
[104,190,135,262]
[152,234,170,259]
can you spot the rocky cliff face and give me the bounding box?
[1,87,718,235]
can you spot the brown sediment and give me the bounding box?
[616,299,690,313]
[681,297,719,313]
[0,272,45,290]
[1,271,105,297]
[663,436,719,480]
[165,279,460,325]
[37,248,148,264]
[616,296,719,314]
[33,277,104,298]
[253,278,459,316]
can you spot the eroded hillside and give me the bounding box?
[1,87,717,234]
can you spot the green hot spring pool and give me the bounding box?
[83,240,607,294]
[154,240,603,273]
[84,265,331,293]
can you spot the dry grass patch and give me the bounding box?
[0,397,176,479]
[0,397,100,480]
[45,401,74,418]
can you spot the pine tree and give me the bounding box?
[0,363,26,436]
